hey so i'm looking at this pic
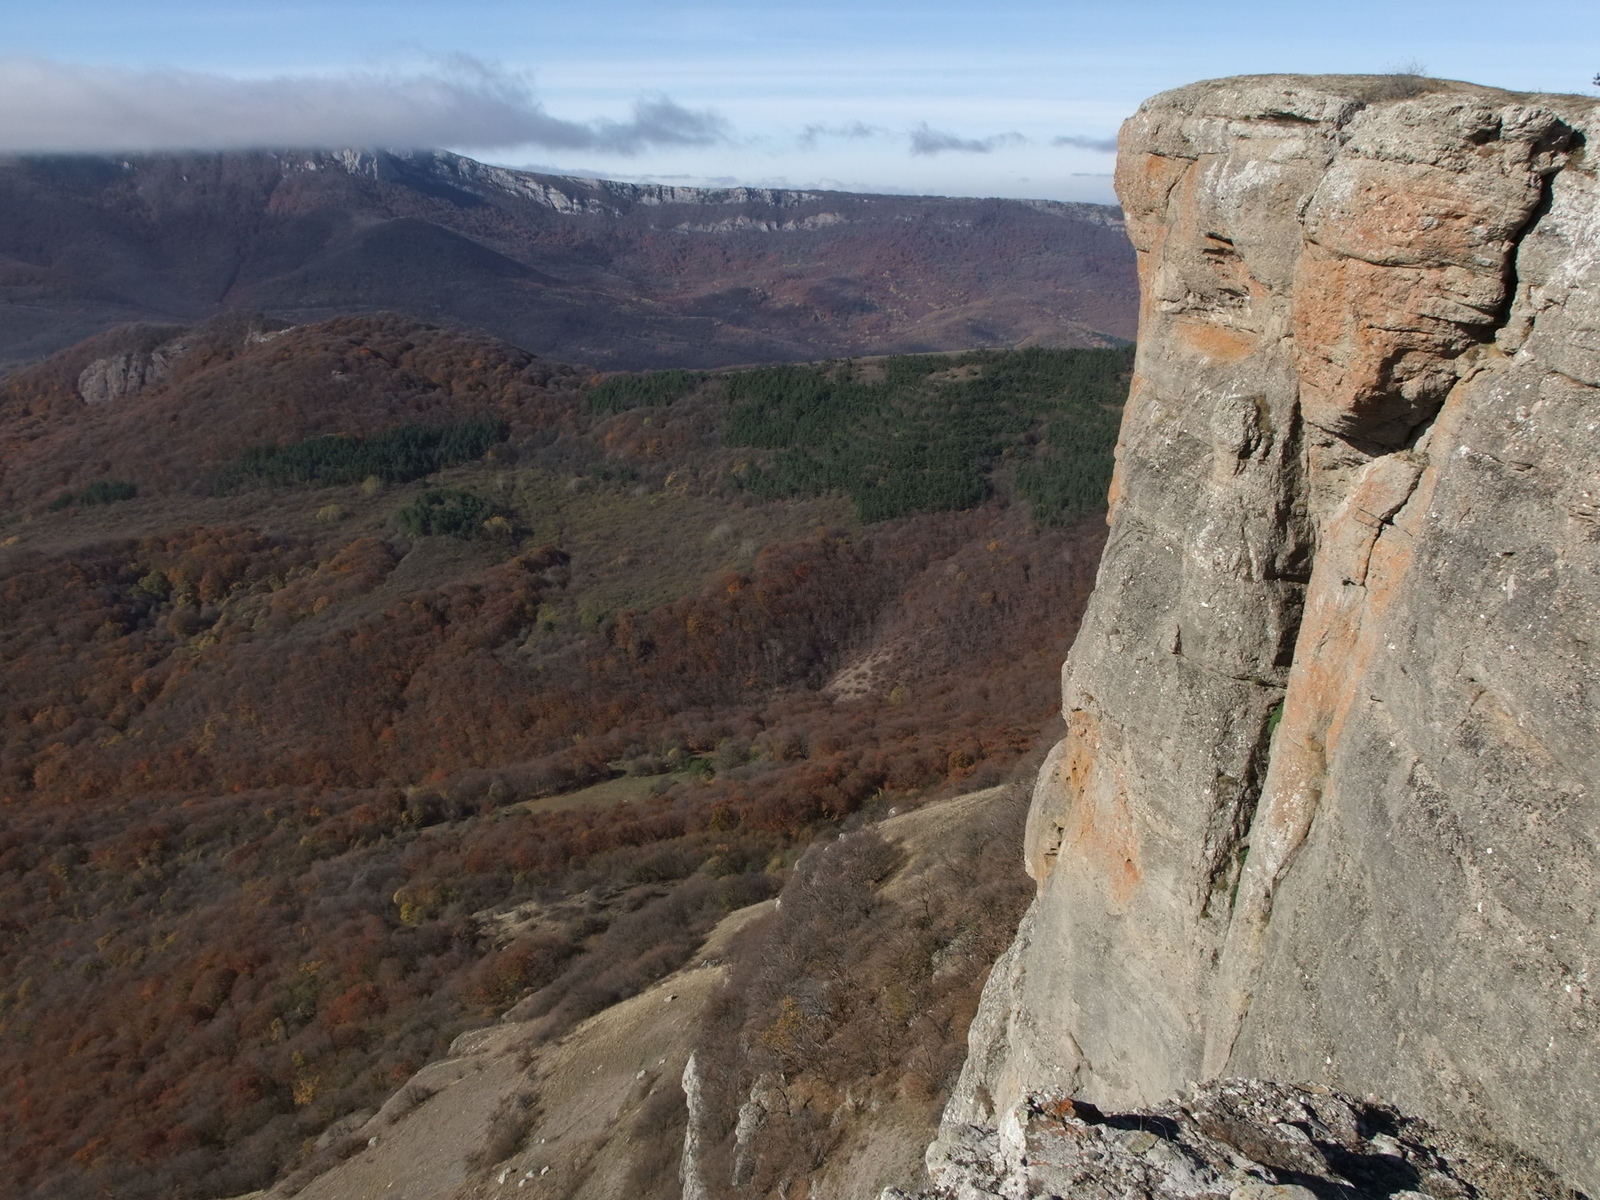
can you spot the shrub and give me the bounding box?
[467,936,577,1008]
[396,489,490,538]
[47,480,137,509]
[79,479,137,505]
[588,370,704,413]
[1359,63,1445,102]
[214,418,507,491]
[467,1087,540,1169]
[134,570,172,601]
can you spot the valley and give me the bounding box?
[0,313,1124,1200]
[6,68,1595,1200]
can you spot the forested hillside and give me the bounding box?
[0,314,1127,1199]
[0,150,1137,373]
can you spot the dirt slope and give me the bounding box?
[271,787,1025,1200]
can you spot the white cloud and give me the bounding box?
[908,123,1026,155]
[0,56,730,155]
[1052,134,1118,152]
[795,121,887,149]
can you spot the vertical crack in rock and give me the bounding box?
[1204,446,1428,1072]
[1205,99,1578,1076]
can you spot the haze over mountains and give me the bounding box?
[0,149,1137,373]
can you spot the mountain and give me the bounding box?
[0,313,1124,1200]
[18,73,1594,1200]
[0,149,1137,373]
[920,74,1600,1199]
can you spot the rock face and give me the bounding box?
[910,1078,1579,1200]
[76,347,175,403]
[928,75,1600,1196]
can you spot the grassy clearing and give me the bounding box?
[515,773,681,815]
[493,468,857,629]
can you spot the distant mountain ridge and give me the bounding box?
[331,148,1125,224]
[0,149,1137,372]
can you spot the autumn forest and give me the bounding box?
[0,313,1127,1199]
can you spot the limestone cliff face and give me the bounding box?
[932,76,1600,1195]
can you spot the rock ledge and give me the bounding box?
[893,1079,1579,1200]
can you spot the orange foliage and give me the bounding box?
[0,312,584,506]
[0,314,1114,1199]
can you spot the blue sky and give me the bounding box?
[2,1,1596,202]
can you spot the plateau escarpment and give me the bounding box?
[926,75,1600,1196]
[0,151,1136,372]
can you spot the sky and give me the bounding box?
[1,1,1596,203]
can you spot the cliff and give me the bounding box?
[925,75,1600,1196]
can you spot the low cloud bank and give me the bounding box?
[0,56,729,154]
[907,126,1116,156]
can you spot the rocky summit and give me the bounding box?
[917,74,1600,1197]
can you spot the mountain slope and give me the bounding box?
[0,315,1119,1200]
[0,150,1137,372]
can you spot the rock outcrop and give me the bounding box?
[926,75,1600,1196]
[77,347,173,403]
[909,1078,1579,1200]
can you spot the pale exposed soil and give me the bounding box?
[269,788,1012,1200]
[284,900,775,1200]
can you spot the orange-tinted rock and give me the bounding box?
[930,74,1600,1200]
